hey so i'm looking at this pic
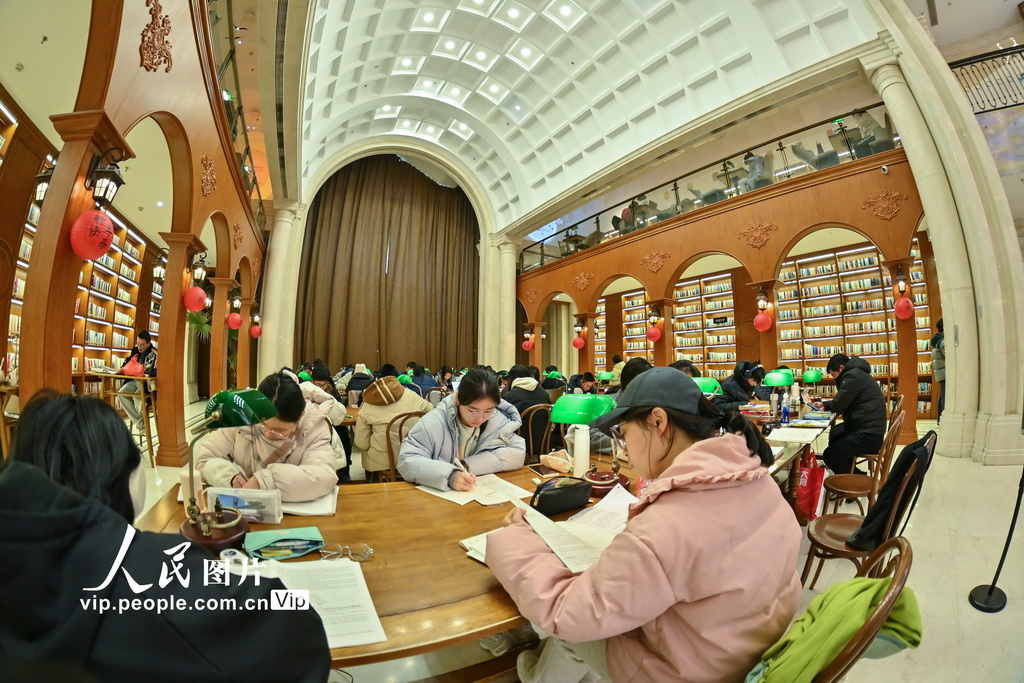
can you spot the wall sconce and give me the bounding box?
[541,331,547,339]
[151,254,167,280]
[204,296,213,308]
[231,295,242,310]
[33,156,57,205]
[192,252,208,282]
[523,329,532,339]
[895,266,908,294]
[756,288,770,311]
[573,317,585,334]
[252,311,261,324]
[84,147,127,206]
[647,304,661,325]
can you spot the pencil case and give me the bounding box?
[529,477,592,517]
[243,526,324,560]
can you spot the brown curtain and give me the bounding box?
[295,155,479,372]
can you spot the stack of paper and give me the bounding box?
[281,489,339,516]
[416,473,533,506]
[568,484,637,534]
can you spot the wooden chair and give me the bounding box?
[824,411,904,515]
[801,433,935,589]
[790,537,915,682]
[348,389,363,407]
[518,403,553,464]
[888,394,904,430]
[382,411,427,483]
[424,387,448,407]
[544,386,565,404]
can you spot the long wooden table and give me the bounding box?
[136,467,585,668]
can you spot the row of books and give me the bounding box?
[838,255,878,270]
[12,277,25,298]
[797,264,837,277]
[707,352,736,362]
[116,287,132,302]
[119,263,136,281]
[18,239,31,261]
[841,277,883,292]
[113,310,134,327]
[704,282,731,294]
[705,299,732,310]
[90,275,113,295]
[705,334,735,345]
[673,286,699,298]
[84,330,107,346]
[96,254,117,270]
[87,302,107,320]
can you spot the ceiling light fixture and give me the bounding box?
[444,40,455,49]
[156,201,163,207]
[508,8,519,18]
[402,120,411,127]
[383,105,392,111]
[451,87,461,95]
[424,12,434,21]
[401,58,412,67]
[424,80,434,87]
[489,84,499,93]
[476,50,486,60]
[520,47,531,57]
[426,126,435,133]
[458,123,467,130]
[560,5,571,15]
[514,104,521,111]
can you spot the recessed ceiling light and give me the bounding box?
[560,5,571,16]
[514,105,521,111]
[508,8,519,18]
[424,12,434,21]
[488,84,499,93]
[426,126,436,133]
[444,40,455,49]
[520,47,531,58]
[476,50,486,60]
[424,80,434,87]
[402,120,412,127]
[451,86,461,95]
[383,105,392,111]
[401,58,412,67]
[459,123,467,130]
[156,201,164,207]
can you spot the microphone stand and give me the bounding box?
[968,459,1024,612]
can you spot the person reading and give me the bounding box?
[118,330,157,432]
[195,368,338,502]
[714,360,765,411]
[812,354,886,475]
[485,367,802,682]
[397,366,525,491]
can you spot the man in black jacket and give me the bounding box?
[813,354,887,474]
[119,331,157,432]
[714,360,765,411]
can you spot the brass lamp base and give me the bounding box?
[582,470,631,498]
[180,510,249,555]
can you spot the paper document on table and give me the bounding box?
[765,427,824,444]
[526,513,616,573]
[459,530,498,564]
[415,485,479,505]
[416,473,533,506]
[273,559,386,649]
[771,446,786,458]
[281,489,339,517]
[569,484,638,534]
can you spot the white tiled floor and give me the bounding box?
[139,415,1024,682]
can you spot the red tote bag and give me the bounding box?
[122,358,146,377]
[796,449,826,523]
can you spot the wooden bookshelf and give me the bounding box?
[672,273,737,380]
[621,289,653,362]
[593,298,606,369]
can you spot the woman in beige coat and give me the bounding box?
[196,369,338,502]
[354,376,433,480]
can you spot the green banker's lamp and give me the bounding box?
[763,369,795,388]
[550,394,626,496]
[693,376,723,396]
[181,389,278,553]
[596,371,614,388]
[802,368,823,384]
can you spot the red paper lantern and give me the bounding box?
[894,296,915,320]
[227,312,243,330]
[70,210,115,261]
[250,324,262,339]
[753,313,773,332]
[183,286,207,312]
[646,327,662,342]
[572,336,586,350]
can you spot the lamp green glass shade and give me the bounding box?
[398,374,414,385]
[763,369,795,387]
[693,377,723,395]
[802,368,823,383]
[297,371,313,382]
[204,389,277,428]
[550,394,616,425]
[596,371,615,380]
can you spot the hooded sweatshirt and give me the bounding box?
[0,461,330,681]
[824,356,887,436]
[397,394,526,490]
[486,434,802,683]
[503,377,553,455]
[354,376,433,473]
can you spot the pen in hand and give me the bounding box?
[451,458,476,491]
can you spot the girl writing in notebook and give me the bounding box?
[486,367,802,682]
[397,366,525,491]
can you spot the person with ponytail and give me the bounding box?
[486,367,802,683]
[195,368,338,502]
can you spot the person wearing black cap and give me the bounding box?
[714,360,765,411]
[486,368,802,683]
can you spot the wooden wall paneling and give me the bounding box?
[648,298,674,367]
[603,304,623,373]
[580,312,599,375]
[748,278,781,370]
[917,235,943,415]
[207,276,236,395]
[883,257,920,440]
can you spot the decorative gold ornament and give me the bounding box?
[641,250,671,273]
[738,221,779,249]
[525,288,540,304]
[201,155,217,196]
[861,190,909,221]
[572,272,595,291]
[140,0,173,73]
[233,223,243,249]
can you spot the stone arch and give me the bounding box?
[661,250,753,301]
[587,273,655,312]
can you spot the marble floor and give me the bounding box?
[136,414,1024,682]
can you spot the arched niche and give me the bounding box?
[540,291,579,377]
[594,275,648,368]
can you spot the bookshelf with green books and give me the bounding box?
[671,273,737,380]
[593,298,606,369]
[621,289,653,362]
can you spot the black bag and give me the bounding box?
[529,477,592,517]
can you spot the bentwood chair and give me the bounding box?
[382,411,427,483]
[802,433,935,589]
[887,395,904,430]
[424,387,448,407]
[785,537,914,682]
[518,404,553,464]
[544,386,565,404]
[824,411,904,515]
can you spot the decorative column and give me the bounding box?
[647,298,675,367]
[748,279,781,371]
[864,57,980,458]
[236,298,255,388]
[207,277,236,395]
[258,205,298,379]
[525,321,547,369]
[883,258,920,442]
[156,232,206,466]
[496,238,520,372]
[578,312,600,375]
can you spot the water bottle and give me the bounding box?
[781,399,790,425]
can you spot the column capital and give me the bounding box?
[159,232,207,256]
[208,277,239,289]
[746,278,784,292]
[491,234,521,253]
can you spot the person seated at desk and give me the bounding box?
[435,365,455,391]
[608,354,626,385]
[812,354,886,475]
[503,364,560,453]
[540,366,566,390]
[714,360,765,411]
[354,375,433,482]
[397,366,525,491]
[485,368,801,683]
[346,363,374,394]
[0,390,330,681]
[303,364,352,481]
[411,363,439,394]
[669,359,701,377]
[196,368,338,502]
[567,372,598,394]
[118,330,157,433]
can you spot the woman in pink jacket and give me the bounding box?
[486,367,802,682]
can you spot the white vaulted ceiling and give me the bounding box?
[296,0,881,232]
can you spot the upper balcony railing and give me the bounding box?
[949,45,1024,115]
[519,104,898,273]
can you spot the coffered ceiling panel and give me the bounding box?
[299,0,880,231]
